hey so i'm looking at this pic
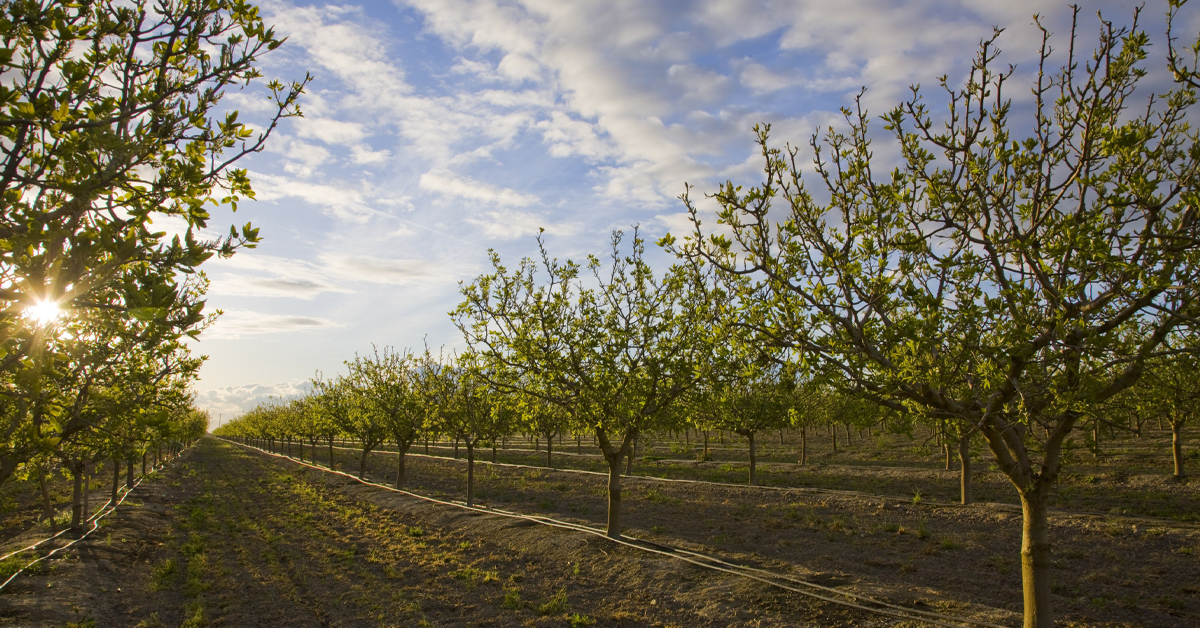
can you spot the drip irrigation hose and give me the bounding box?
[225,437,1011,628]
[0,450,191,593]
[324,442,1200,532]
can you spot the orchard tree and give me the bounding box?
[0,0,308,376]
[667,7,1200,627]
[456,230,708,538]
[1127,327,1199,478]
[350,346,424,488]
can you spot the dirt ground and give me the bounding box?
[0,438,961,627]
[308,438,1200,628]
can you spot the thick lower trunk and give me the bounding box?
[800,426,807,465]
[958,437,973,505]
[576,433,581,454]
[328,438,335,469]
[1172,421,1186,478]
[606,458,622,538]
[545,435,553,469]
[492,443,497,463]
[831,425,837,452]
[39,468,55,529]
[466,442,476,507]
[747,432,757,486]
[71,466,83,531]
[454,438,459,459]
[111,459,120,503]
[396,442,411,489]
[83,463,90,521]
[142,452,147,476]
[358,446,371,479]
[703,431,709,459]
[779,428,784,445]
[126,459,134,488]
[1019,490,1054,628]
[626,440,635,475]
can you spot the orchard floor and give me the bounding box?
[0,437,959,628]
[296,438,1200,628]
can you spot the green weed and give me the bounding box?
[538,587,569,615]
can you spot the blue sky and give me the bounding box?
[189,0,1176,421]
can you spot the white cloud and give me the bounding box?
[194,381,313,420]
[465,208,580,240]
[739,62,800,95]
[350,144,392,164]
[205,311,344,339]
[295,117,368,145]
[319,253,451,285]
[249,171,382,222]
[419,170,539,206]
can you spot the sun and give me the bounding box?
[25,300,62,326]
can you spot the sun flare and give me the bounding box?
[25,301,62,326]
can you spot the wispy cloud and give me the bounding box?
[465,208,580,241]
[194,381,314,420]
[205,311,344,339]
[419,170,539,207]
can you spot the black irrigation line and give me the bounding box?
[0,450,192,592]
[316,442,1200,532]
[225,437,1012,628]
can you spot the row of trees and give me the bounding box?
[219,5,1200,628]
[0,0,307,531]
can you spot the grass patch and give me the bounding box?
[538,587,569,615]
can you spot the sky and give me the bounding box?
[189,0,1184,423]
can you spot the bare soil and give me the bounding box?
[311,437,1200,628]
[0,438,957,627]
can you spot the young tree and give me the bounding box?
[456,230,707,538]
[0,0,308,378]
[668,8,1200,626]
[1127,328,1199,478]
[351,347,424,488]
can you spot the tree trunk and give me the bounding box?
[779,428,784,445]
[1172,420,1186,479]
[625,437,635,475]
[142,452,147,476]
[944,441,952,471]
[126,459,134,488]
[545,434,553,469]
[71,464,83,532]
[958,436,973,505]
[703,431,709,459]
[39,468,55,531]
[831,424,837,452]
[329,437,335,469]
[358,445,372,479]
[396,442,411,489]
[466,440,476,507]
[747,431,757,486]
[800,425,808,465]
[492,442,497,463]
[1019,489,1053,628]
[111,459,120,503]
[576,433,581,454]
[83,462,90,521]
[845,423,852,446]
[606,456,622,538]
[454,438,460,459]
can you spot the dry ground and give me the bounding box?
[0,437,953,628]
[310,438,1200,628]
